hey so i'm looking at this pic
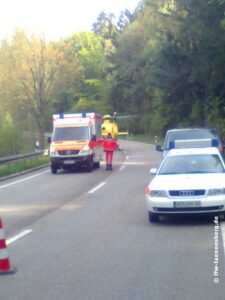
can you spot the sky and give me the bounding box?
[0,0,140,40]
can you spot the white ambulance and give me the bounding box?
[49,113,103,174]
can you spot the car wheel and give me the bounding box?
[51,164,58,174]
[149,212,159,223]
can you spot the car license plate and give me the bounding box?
[63,160,75,165]
[174,201,201,208]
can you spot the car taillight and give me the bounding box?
[219,146,224,152]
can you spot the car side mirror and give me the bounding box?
[47,137,52,144]
[156,144,163,152]
[150,168,157,175]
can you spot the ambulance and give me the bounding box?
[49,113,103,174]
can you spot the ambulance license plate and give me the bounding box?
[64,160,75,165]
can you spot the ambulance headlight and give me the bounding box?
[50,147,58,156]
[80,145,90,155]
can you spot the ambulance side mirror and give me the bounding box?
[91,135,96,142]
[47,137,52,144]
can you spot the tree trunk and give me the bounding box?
[38,125,45,150]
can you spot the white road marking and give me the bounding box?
[88,182,106,194]
[122,161,151,165]
[6,229,32,245]
[119,165,126,171]
[0,170,49,190]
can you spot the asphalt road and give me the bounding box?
[0,140,225,300]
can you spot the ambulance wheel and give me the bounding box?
[87,158,94,172]
[94,161,100,168]
[51,164,58,174]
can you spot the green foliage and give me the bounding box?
[66,31,113,114]
[0,30,81,149]
[71,97,103,113]
[93,12,118,41]
[207,97,225,137]
[2,0,225,157]
[0,156,49,178]
[110,0,225,138]
[0,113,24,156]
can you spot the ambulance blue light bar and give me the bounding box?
[169,139,219,150]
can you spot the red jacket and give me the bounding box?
[102,138,118,151]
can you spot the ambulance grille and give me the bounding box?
[58,150,79,155]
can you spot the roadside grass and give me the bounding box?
[121,134,162,145]
[0,156,50,178]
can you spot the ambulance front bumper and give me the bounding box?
[50,154,92,167]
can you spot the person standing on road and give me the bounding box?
[102,133,118,171]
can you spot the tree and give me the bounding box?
[67,31,113,114]
[109,0,225,137]
[0,113,24,156]
[0,30,81,149]
[93,12,118,42]
[117,9,136,32]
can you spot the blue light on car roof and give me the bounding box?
[169,141,175,150]
[211,139,219,147]
[59,113,64,119]
[168,138,219,150]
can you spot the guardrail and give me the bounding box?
[0,151,44,165]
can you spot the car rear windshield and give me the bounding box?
[165,129,218,150]
[53,126,90,141]
[159,154,224,174]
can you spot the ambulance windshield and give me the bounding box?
[53,126,90,141]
